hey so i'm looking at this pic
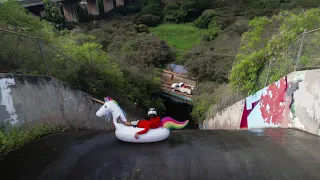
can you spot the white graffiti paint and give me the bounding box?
[63,96,85,114]
[64,97,75,113]
[60,88,86,114]
[289,116,305,130]
[0,78,18,125]
[79,104,85,113]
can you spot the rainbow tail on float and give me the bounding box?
[160,117,189,130]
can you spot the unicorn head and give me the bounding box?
[96,97,127,126]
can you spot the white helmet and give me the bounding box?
[148,108,157,116]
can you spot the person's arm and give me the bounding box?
[137,124,151,135]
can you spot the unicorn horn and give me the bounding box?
[91,97,105,104]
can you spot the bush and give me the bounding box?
[113,1,142,16]
[163,1,194,23]
[193,9,216,29]
[191,82,244,122]
[163,0,216,23]
[43,0,65,25]
[0,123,75,156]
[135,24,149,33]
[202,20,221,41]
[134,14,161,27]
[121,36,175,68]
[182,42,234,83]
[140,0,164,17]
[0,0,43,33]
[125,2,142,14]
[190,82,217,122]
[121,67,166,114]
[193,8,235,29]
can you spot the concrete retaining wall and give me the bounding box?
[0,73,139,130]
[201,69,320,136]
[202,100,245,130]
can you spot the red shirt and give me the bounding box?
[137,116,161,134]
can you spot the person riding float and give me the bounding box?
[123,108,161,139]
[96,97,189,143]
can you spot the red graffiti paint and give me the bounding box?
[260,77,287,125]
[240,100,259,129]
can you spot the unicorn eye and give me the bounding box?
[104,105,107,108]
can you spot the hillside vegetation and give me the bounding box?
[230,9,320,94]
[150,24,206,52]
[1,0,320,125]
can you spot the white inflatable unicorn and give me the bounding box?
[95,97,189,143]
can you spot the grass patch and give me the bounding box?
[0,123,76,158]
[150,23,207,52]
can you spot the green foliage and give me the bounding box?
[230,9,320,95]
[191,82,244,122]
[121,36,175,68]
[183,48,234,83]
[193,8,235,29]
[162,0,215,23]
[0,123,74,155]
[0,0,168,115]
[0,0,43,32]
[140,0,164,17]
[193,9,215,29]
[126,2,143,13]
[121,67,166,114]
[150,23,207,52]
[56,34,125,95]
[163,0,195,23]
[114,1,142,16]
[135,24,149,33]
[134,14,161,27]
[244,0,320,19]
[202,21,221,41]
[43,0,65,25]
[190,82,217,121]
[82,19,174,111]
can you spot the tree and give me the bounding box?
[193,8,235,29]
[43,0,65,25]
[229,9,320,95]
[121,36,176,69]
[0,0,43,32]
[163,0,195,23]
[182,42,234,83]
[140,0,164,17]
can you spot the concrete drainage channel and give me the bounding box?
[1,129,320,179]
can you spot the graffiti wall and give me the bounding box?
[240,77,288,129]
[201,69,320,136]
[287,70,320,135]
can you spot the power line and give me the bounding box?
[0,28,38,39]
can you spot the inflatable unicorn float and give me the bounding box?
[95,97,189,143]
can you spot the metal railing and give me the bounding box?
[264,27,320,86]
[0,28,86,89]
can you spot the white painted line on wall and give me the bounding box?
[0,78,18,125]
